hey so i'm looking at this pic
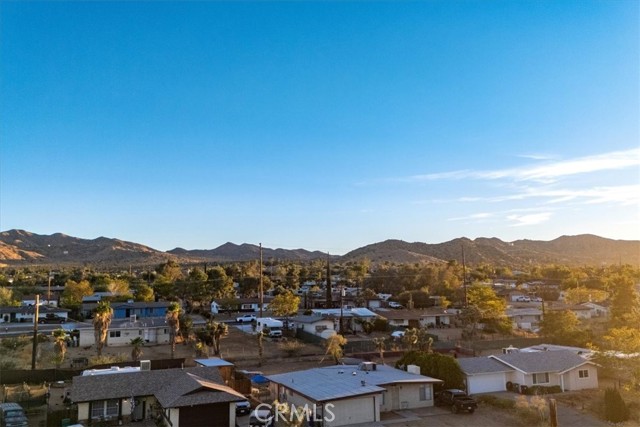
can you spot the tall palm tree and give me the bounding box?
[166,302,181,358]
[52,328,68,367]
[130,337,144,361]
[93,301,113,356]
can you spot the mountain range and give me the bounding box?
[0,229,638,268]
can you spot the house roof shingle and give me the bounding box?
[490,350,590,374]
[457,357,514,375]
[70,366,244,408]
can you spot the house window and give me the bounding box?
[533,373,550,384]
[419,385,431,401]
[91,399,119,419]
[109,331,121,338]
[315,325,327,333]
[578,369,589,378]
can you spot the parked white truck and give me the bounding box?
[256,317,283,338]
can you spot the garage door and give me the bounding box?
[467,373,506,394]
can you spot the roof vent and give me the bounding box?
[352,372,357,376]
[361,380,366,386]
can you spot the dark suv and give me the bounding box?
[38,314,66,324]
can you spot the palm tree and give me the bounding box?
[372,337,386,364]
[165,302,181,358]
[52,328,68,367]
[130,337,144,361]
[93,301,113,356]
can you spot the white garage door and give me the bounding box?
[467,373,506,394]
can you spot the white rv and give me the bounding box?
[256,317,283,337]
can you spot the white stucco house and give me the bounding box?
[457,349,598,395]
[267,362,442,427]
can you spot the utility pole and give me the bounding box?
[31,295,39,370]
[339,284,344,334]
[259,243,264,319]
[461,245,468,308]
[47,272,52,303]
[326,253,333,308]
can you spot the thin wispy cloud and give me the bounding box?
[507,212,553,227]
[404,148,639,184]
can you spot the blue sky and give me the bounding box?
[1,1,638,254]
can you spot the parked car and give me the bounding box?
[0,402,28,427]
[388,301,404,309]
[435,389,478,414]
[38,314,65,324]
[515,296,531,302]
[249,408,273,427]
[236,314,257,323]
[236,400,251,416]
[391,330,405,338]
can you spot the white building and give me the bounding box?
[267,363,442,427]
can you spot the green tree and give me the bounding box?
[564,288,608,304]
[130,337,144,361]
[93,301,113,356]
[604,388,630,423]
[466,285,511,335]
[0,287,19,306]
[166,302,181,358]
[396,351,464,392]
[62,280,93,307]
[207,266,235,300]
[134,284,155,302]
[539,310,587,346]
[609,275,640,327]
[269,292,300,330]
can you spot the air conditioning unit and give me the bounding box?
[140,360,151,371]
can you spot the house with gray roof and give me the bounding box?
[457,349,598,395]
[70,365,245,426]
[267,362,442,427]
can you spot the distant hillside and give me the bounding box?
[1,229,638,267]
[0,229,174,267]
[167,242,332,262]
[341,235,640,266]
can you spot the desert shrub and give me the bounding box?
[280,340,304,357]
[526,385,563,395]
[515,395,548,425]
[1,335,30,350]
[89,353,128,366]
[373,318,389,332]
[476,394,515,409]
[604,387,630,423]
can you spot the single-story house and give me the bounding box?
[267,362,442,427]
[505,307,542,331]
[374,308,456,329]
[211,297,274,314]
[291,315,336,339]
[21,295,58,307]
[457,349,598,395]
[70,365,245,426]
[548,304,593,320]
[111,301,172,319]
[77,317,170,347]
[579,302,609,318]
[311,308,378,333]
[0,305,69,323]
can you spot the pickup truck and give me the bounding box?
[435,389,477,414]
